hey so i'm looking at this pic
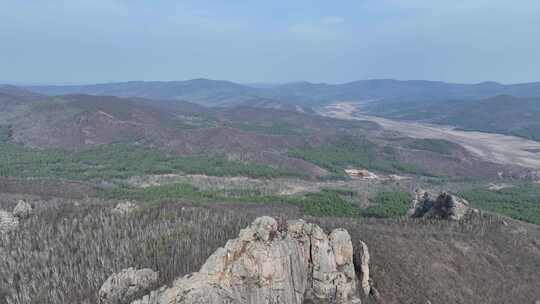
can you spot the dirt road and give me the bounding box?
[322,102,540,169]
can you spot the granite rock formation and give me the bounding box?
[129,216,366,304]
[409,190,475,220]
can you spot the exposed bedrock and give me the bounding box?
[106,216,371,304]
[409,190,477,220]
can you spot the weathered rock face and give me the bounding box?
[357,240,371,296]
[98,268,159,304]
[131,216,364,304]
[409,190,475,220]
[0,210,19,232]
[13,200,33,219]
[112,201,139,216]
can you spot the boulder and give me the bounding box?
[0,210,19,232]
[130,217,364,304]
[12,200,33,219]
[409,190,474,220]
[112,201,139,216]
[98,268,159,304]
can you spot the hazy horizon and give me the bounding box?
[3,78,540,87]
[2,0,540,84]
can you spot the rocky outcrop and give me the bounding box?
[409,190,475,220]
[0,210,19,232]
[98,268,159,304]
[357,240,371,296]
[130,216,365,304]
[0,200,34,233]
[112,201,139,215]
[12,200,33,219]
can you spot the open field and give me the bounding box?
[322,102,540,170]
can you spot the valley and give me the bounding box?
[322,102,540,170]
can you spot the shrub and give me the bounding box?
[407,138,456,155]
[288,136,426,176]
[459,184,540,224]
[360,191,412,218]
[0,143,300,181]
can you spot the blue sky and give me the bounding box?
[1,0,539,84]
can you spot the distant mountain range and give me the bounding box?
[24,79,540,107]
[4,79,540,141]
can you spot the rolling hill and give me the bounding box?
[0,92,525,180]
[266,80,540,104]
[25,79,261,107]
[0,86,50,120]
[24,79,540,107]
[19,80,540,143]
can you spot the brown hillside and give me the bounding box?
[1,93,533,180]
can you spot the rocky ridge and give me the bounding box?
[100,216,370,304]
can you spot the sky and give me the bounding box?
[1,0,539,84]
